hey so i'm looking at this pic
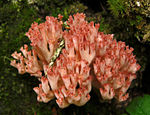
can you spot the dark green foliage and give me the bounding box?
[50,1,87,20]
[125,95,150,115]
[107,0,126,17]
[107,0,150,42]
[0,1,40,114]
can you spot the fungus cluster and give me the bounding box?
[11,13,140,108]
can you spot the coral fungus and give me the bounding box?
[93,33,140,101]
[10,13,140,108]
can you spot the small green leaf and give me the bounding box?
[126,94,150,115]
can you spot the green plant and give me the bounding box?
[107,0,126,17]
[107,0,150,42]
[124,95,150,115]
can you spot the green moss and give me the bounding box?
[107,0,126,17]
[107,0,150,42]
[50,1,87,20]
[0,1,50,114]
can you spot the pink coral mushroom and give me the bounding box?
[93,33,140,101]
[10,13,140,108]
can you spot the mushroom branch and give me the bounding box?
[10,13,140,108]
